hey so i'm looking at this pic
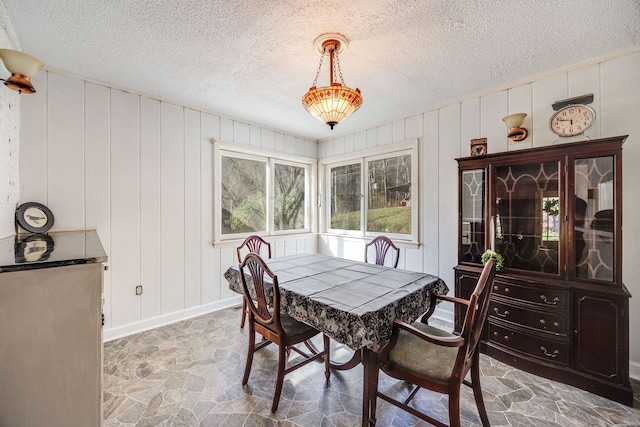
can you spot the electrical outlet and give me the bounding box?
[135,285,143,295]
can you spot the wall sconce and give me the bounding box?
[502,113,528,142]
[0,49,43,94]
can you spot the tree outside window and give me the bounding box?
[218,151,310,238]
[221,156,266,234]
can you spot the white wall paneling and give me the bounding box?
[84,82,112,327]
[437,104,461,295]
[160,102,186,315]
[480,90,508,155]
[184,108,202,309]
[140,96,161,321]
[568,64,601,139]
[200,113,219,303]
[47,74,85,230]
[110,89,141,328]
[531,73,567,146]
[601,52,640,378]
[421,110,440,278]
[17,51,640,378]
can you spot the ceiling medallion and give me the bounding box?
[302,33,362,130]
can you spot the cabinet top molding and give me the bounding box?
[456,135,627,163]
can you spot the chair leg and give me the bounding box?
[471,353,490,427]
[242,324,255,385]
[323,335,331,380]
[271,343,287,412]
[448,385,461,427]
[240,299,247,328]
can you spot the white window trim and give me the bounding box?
[213,141,317,243]
[319,139,419,243]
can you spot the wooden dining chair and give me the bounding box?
[374,257,496,427]
[236,235,272,328]
[365,236,400,268]
[239,252,330,412]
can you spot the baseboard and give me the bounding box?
[103,296,242,342]
[630,360,640,381]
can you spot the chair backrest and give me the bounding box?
[236,235,272,263]
[239,252,282,333]
[365,236,400,268]
[455,257,496,379]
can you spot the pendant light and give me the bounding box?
[302,34,362,130]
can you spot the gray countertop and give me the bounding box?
[0,230,107,272]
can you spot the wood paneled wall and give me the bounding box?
[19,72,318,339]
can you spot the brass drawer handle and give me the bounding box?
[540,295,560,305]
[540,346,559,358]
[493,308,509,318]
[492,331,510,341]
[539,319,561,328]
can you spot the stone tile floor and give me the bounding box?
[103,307,640,426]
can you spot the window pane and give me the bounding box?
[274,163,306,230]
[221,156,266,234]
[367,155,411,234]
[330,163,361,230]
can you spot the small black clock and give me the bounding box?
[16,202,55,233]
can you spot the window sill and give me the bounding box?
[211,232,318,249]
[318,233,420,249]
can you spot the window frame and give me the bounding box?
[213,142,316,243]
[319,139,419,243]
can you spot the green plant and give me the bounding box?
[481,250,504,271]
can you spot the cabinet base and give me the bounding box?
[484,342,634,407]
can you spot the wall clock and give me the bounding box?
[15,202,55,233]
[549,104,596,137]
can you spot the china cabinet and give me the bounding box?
[454,135,632,405]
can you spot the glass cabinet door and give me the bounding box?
[494,161,560,274]
[460,169,485,264]
[574,156,615,282]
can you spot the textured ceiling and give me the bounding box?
[2,0,640,140]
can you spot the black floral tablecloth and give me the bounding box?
[225,253,448,352]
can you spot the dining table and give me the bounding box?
[224,252,448,426]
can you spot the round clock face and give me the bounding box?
[16,202,55,233]
[550,104,595,137]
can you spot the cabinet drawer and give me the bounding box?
[489,321,569,366]
[492,280,569,310]
[490,299,569,336]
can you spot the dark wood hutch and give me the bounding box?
[454,135,633,405]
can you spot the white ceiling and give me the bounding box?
[2,0,640,141]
